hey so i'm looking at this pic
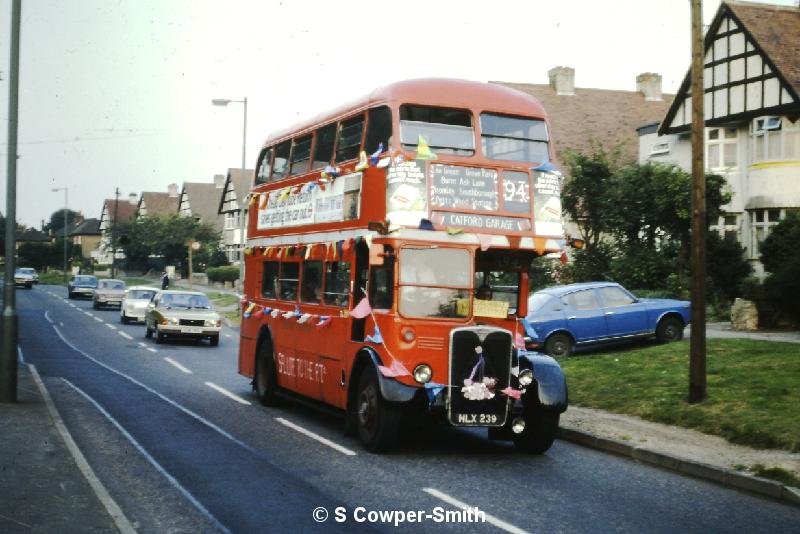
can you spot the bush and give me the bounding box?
[608,243,675,290]
[563,243,613,283]
[760,212,800,326]
[706,233,752,302]
[207,266,239,283]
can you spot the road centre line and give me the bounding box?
[422,488,530,534]
[60,378,230,534]
[105,323,117,330]
[44,311,53,324]
[117,331,133,340]
[146,348,158,353]
[205,382,251,406]
[164,357,192,374]
[17,345,24,364]
[50,324,259,455]
[138,342,148,348]
[94,317,103,322]
[274,417,357,457]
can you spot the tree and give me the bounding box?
[760,211,800,325]
[114,214,222,274]
[45,209,79,234]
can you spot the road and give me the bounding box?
[17,286,800,533]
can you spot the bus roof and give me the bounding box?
[262,78,548,146]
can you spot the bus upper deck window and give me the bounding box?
[399,105,474,156]
[272,141,290,180]
[365,106,392,154]
[256,147,273,185]
[312,123,336,170]
[335,115,365,163]
[480,113,549,164]
[289,135,312,176]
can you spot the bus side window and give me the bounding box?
[289,134,312,176]
[312,123,336,170]
[272,140,290,180]
[323,261,350,306]
[256,147,273,185]
[369,247,394,310]
[335,115,365,163]
[279,262,299,301]
[365,106,392,154]
[262,261,279,298]
[301,260,323,303]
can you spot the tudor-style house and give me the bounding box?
[649,0,800,276]
[217,168,254,264]
[177,180,225,232]
[136,183,180,218]
[97,195,137,265]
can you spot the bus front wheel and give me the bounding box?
[356,368,400,453]
[513,409,560,454]
[255,341,279,406]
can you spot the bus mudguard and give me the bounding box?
[518,351,568,412]
[357,347,419,403]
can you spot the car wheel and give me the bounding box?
[656,317,684,343]
[155,327,164,344]
[68,291,74,299]
[356,367,400,453]
[545,333,573,357]
[513,410,560,454]
[145,324,153,338]
[209,335,219,347]
[92,300,99,309]
[120,313,129,324]
[254,340,279,406]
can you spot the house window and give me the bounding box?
[224,212,240,230]
[650,141,670,156]
[706,127,738,170]
[749,208,784,257]
[710,213,741,241]
[751,117,800,163]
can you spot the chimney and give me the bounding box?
[129,192,138,205]
[637,72,663,101]
[548,66,575,96]
[213,174,225,189]
[167,183,178,197]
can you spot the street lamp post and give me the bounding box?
[211,97,247,293]
[51,187,69,284]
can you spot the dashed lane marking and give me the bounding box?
[205,382,251,406]
[422,488,530,534]
[164,357,192,374]
[105,324,117,330]
[94,317,103,322]
[275,417,357,457]
[118,331,133,340]
[146,348,158,353]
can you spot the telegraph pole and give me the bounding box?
[1,0,22,403]
[689,0,707,403]
[111,187,120,278]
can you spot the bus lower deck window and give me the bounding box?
[324,261,350,306]
[301,261,323,303]
[262,261,279,298]
[279,262,299,301]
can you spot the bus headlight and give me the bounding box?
[511,417,526,434]
[413,364,432,384]
[518,369,534,387]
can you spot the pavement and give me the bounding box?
[1,305,798,533]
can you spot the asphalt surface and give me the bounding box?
[17,285,800,533]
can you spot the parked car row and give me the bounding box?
[66,276,223,346]
[524,282,691,357]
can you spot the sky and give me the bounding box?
[0,0,796,228]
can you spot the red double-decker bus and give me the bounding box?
[239,79,568,452]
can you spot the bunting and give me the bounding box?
[369,143,384,166]
[365,325,383,344]
[355,151,369,171]
[378,359,411,378]
[350,297,372,319]
[415,135,437,160]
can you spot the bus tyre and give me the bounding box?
[513,410,560,454]
[356,368,400,453]
[656,317,684,343]
[254,341,279,406]
[545,333,573,357]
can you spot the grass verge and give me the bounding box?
[558,339,800,452]
[205,292,240,308]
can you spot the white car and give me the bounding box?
[120,286,159,324]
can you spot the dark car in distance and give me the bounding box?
[524,282,691,357]
[68,275,98,299]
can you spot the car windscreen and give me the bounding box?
[158,294,212,309]
[128,290,156,300]
[527,292,552,313]
[74,276,97,286]
[17,268,34,274]
[99,281,125,290]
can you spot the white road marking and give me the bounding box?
[137,342,148,348]
[84,312,93,317]
[275,417,357,457]
[164,357,192,374]
[59,322,64,327]
[68,303,76,308]
[44,311,53,324]
[60,378,230,534]
[117,331,133,340]
[50,325,259,455]
[205,382,251,405]
[224,334,232,338]
[422,488,530,534]
[27,366,137,534]
[146,347,158,353]
[105,323,117,330]
[94,317,103,322]
[17,345,24,364]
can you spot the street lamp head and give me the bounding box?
[212,98,232,106]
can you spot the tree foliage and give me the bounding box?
[113,214,223,274]
[760,211,800,325]
[46,209,80,234]
[17,239,82,271]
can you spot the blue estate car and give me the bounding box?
[524,282,691,357]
